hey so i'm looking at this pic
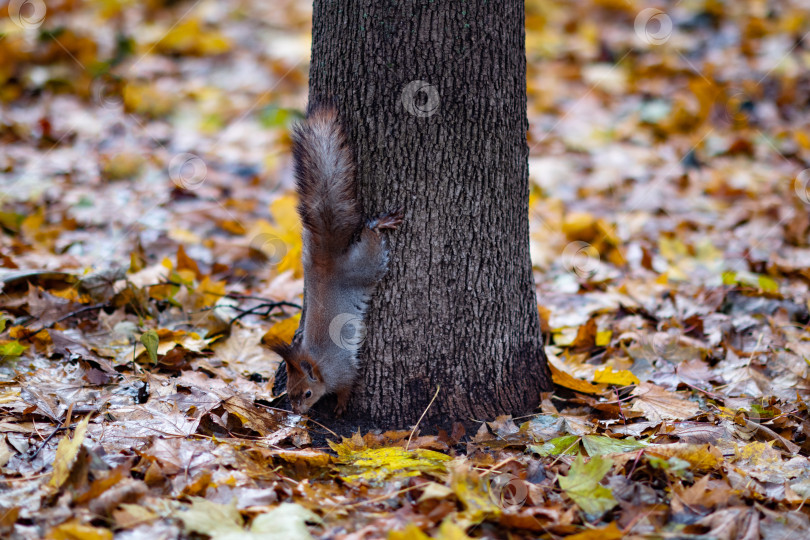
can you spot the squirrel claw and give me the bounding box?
[369,210,403,231]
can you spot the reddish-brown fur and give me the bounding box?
[270,105,402,416]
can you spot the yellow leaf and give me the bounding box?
[646,443,723,471]
[450,463,501,523]
[49,415,91,488]
[273,448,333,468]
[564,522,623,540]
[196,275,226,309]
[435,520,474,540]
[271,194,302,231]
[154,19,231,56]
[595,330,612,347]
[658,236,689,262]
[593,366,639,386]
[329,443,450,484]
[562,211,598,241]
[262,314,301,346]
[49,287,83,302]
[247,209,303,278]
[122,82,175,117]
[20,208,44,242]
[176,245,201,279]
[549,361,607,395]
[47,520,112,540]
[389,524,431,540]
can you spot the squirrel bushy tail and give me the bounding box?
[275,105,402,416]
[292,106,361,256]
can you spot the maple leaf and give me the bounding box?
[558,454,617,520]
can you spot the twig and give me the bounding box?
[341,483,425,509]
[227,301,300,325]
[406,385,440,451]
[150,279,301,308]
[304,416,339,439]
[19,303,109,334]
[47,303,109,328]
[615,386,627,424]
[29,422,64,460]
[479,456,518,476]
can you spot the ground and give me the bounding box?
[0,0,809,539]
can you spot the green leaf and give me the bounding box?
[259,106,302,129]
[581,435,648,456]
[558,454,617,520]
[756,275,779,293]
[140,330,159,364]
[647,455,691,478]
[0,211,24,233]
[0,340,26,358]
[528,435,580,456]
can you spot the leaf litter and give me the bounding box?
[1,0,810,538]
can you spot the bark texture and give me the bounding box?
[308,0,552,428]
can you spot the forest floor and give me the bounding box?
[1,0,810,539]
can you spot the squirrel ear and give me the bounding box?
[267,338,292,359]
[299,360,320,381]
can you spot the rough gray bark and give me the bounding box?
[308,0,552,428]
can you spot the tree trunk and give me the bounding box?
[308,0,552,429]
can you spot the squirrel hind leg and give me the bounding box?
[342,210,402,284]
[341,226,390,284]
[367,209,404,231]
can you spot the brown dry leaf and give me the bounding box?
[695,507,760,540]
[111,504,158,529]
[213,326,278,380]
[630,382,700,423]
[672,474,734,510]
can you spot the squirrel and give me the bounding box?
[269,106,402,416]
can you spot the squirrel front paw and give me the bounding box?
[334,387,352,417]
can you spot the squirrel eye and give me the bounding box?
[304,390,312,399]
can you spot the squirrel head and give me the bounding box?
[270,340,326,414]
